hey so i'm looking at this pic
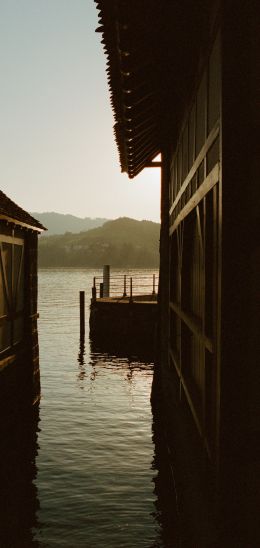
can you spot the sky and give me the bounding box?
[0,0,160,222]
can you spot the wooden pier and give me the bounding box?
[89,270,158,357]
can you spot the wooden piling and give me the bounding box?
[129,277,133,303]
[92,277,96,301]
[80,291,85,336]
[103,265,110,297]
[92,286,96,301]
[152,274,156,295]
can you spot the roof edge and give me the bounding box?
[0,213,46,232]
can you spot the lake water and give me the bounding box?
[0,269,179,547]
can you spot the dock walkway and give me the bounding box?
[89,271,158,356]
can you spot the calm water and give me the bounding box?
[0,269,179,547]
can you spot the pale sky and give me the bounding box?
[0,0,160,222]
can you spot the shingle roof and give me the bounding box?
[0,190,46,231]
[95,0,211,178]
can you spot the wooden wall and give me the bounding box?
[0,225,40,423]
[168,32,221,464]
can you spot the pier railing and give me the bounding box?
[92,273,159,301]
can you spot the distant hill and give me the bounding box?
[38,217,160,268]
[30,212,108,235]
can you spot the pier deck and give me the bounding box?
[89,293,158,357]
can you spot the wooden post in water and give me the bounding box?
[100,283,104,298]
[152,274,156,295]
[129,277,133,303]
[123,275,127,297]
[103,265,110,297]
[80,291,85,337]
[92,277,96,301]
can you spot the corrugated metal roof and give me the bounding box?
[0,190,46,231]
[95,0,212,178]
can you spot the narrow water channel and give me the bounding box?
[0,269,179,547]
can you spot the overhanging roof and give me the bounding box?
[95,0,212,179]
[0,190,46,232]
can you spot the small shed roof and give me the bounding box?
[95,0,213,178]
[0,190,46,232]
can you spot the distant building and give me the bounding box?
[95,1,258,545]
[0,190,45,419]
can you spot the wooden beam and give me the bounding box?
[170,163,219,234]
[170,300,213,353]
[0,234,24,245]
[169,347,203,438]
[0,353,16,371]
[145,161,162,167]
[0,214,44,233]
[169,121,220,215]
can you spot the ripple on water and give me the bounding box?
[33,269,165,547]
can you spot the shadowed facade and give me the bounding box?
[95,1,259,545]
[0,190,45,419]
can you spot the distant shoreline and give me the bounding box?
[38,266,159,270]
[38,217,160,270]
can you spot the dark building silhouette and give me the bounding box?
[0,190,45,419]
[95,1,259,545]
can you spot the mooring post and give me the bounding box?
[103,265,110,297]
[152,274,156,295]
[80,291,85,336]
[129,277,133,303]
[123,274,127,297]
[100,282,104,298]
[92,277,96,301]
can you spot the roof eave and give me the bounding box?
[0,214,46,233]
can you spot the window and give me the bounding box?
[0,235,24,355]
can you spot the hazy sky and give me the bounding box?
[0,0,160,222]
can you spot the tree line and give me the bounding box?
[38,217,160,268]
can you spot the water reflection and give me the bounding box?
[77,335,86,386]
[89,349,154,387]
[36,269,177,546]
[89,346,180,547]
[90,334,155,364]
[151,408,180,547]
[0,407,40,547]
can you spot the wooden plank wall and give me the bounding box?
[168,33,221,463]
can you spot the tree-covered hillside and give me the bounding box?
[38,217,160,268]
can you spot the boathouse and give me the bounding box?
[95,1,258,545]
[0,191,45,420]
